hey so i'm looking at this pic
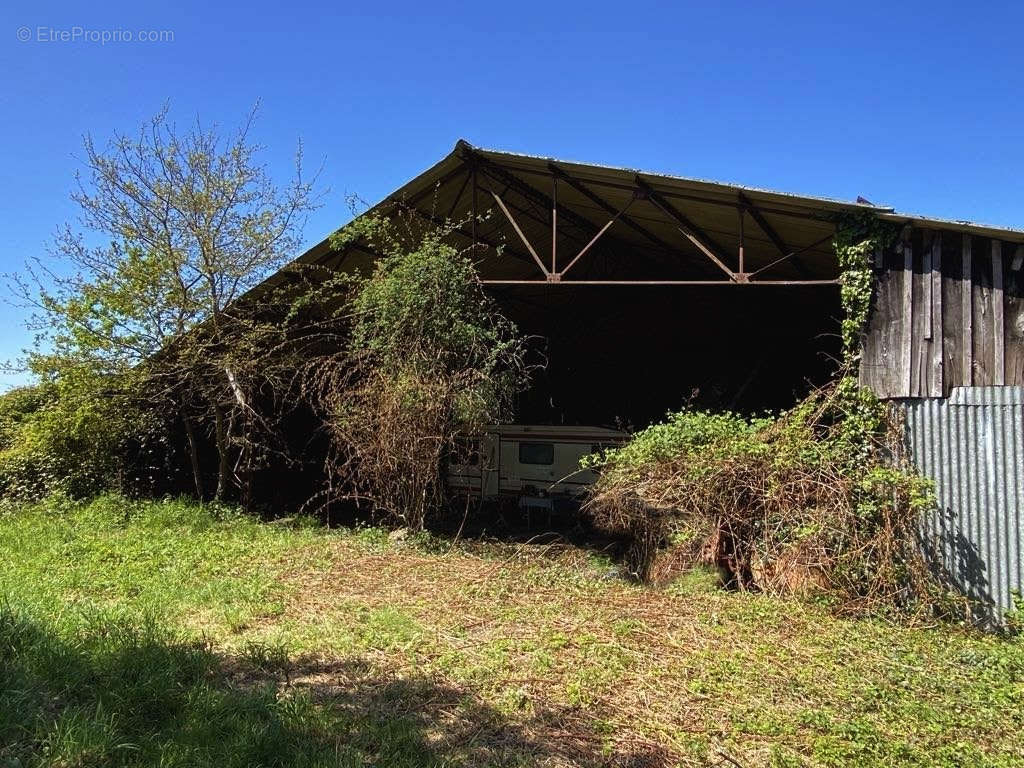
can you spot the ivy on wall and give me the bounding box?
[829,212,904,466]
[833,212,901,368]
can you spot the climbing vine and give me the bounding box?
[830,213,915,510]
[833,213,901,366]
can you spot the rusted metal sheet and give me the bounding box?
[900,387,1024,622]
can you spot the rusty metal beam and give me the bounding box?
[738,204,745,276]
[482,279,840,287]
[489,190,549,276]
[738,191,788,254]
[464,149,597,238]
[549,163,677,253]
[746,233,835,279]
[550,174,557,273]
[559,196,637,278]
[467,151,674,276]
[464,147,793,281]
[637,178,737,280]
[738,191,813,277]
[511,164,842,223]
[480,182,590,251]
[468,147,661,265]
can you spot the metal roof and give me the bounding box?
[473,144,889,214]
[290,140,1024,287]
[465,143,1024,240]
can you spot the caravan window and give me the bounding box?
[518,442,554,465]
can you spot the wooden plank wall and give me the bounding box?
[860,228,1024,398]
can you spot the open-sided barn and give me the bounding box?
[293,141,1023,618]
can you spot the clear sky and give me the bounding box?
[2,1,1023,389]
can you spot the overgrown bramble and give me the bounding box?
[584,382,946,617]
[304,214,531,531]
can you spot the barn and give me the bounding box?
[294,141,1024,617]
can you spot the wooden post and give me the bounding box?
[993,240,1005,385]
[923,230,933,340]
[962,234,973,385]
[901,241,913,396]
[931,233,943,396]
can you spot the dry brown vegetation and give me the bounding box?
[300,215,531,531]
[585,382,954,619]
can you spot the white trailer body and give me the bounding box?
[447,424,628,500]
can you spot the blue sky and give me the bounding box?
[2,1,1023,389]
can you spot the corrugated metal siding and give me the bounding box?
[900,386,1024,621]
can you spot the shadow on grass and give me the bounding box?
[0,607,669,767]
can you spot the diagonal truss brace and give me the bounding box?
[489,187,638,282]
[738,191,812,278]
[636,178,739,281]
[489,189,550,277]
[456,150,840,286]
[558,193,638,278]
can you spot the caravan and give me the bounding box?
[447,424,628,502]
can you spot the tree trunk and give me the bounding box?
[182,415,204,501]
[223,367,252,511]
[214,405,232,501]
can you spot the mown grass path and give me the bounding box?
[1,496,1022,767]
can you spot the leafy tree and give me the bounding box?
[10,106,320,501]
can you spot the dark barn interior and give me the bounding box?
[496,285,841,427]
[314,141,856,430]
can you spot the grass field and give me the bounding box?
[1,495,1022,767]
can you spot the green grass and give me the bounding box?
[1,494,1022,767]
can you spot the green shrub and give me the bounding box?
[0,378,151,501]
[585,381,950,618]
[306,217,531,530]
